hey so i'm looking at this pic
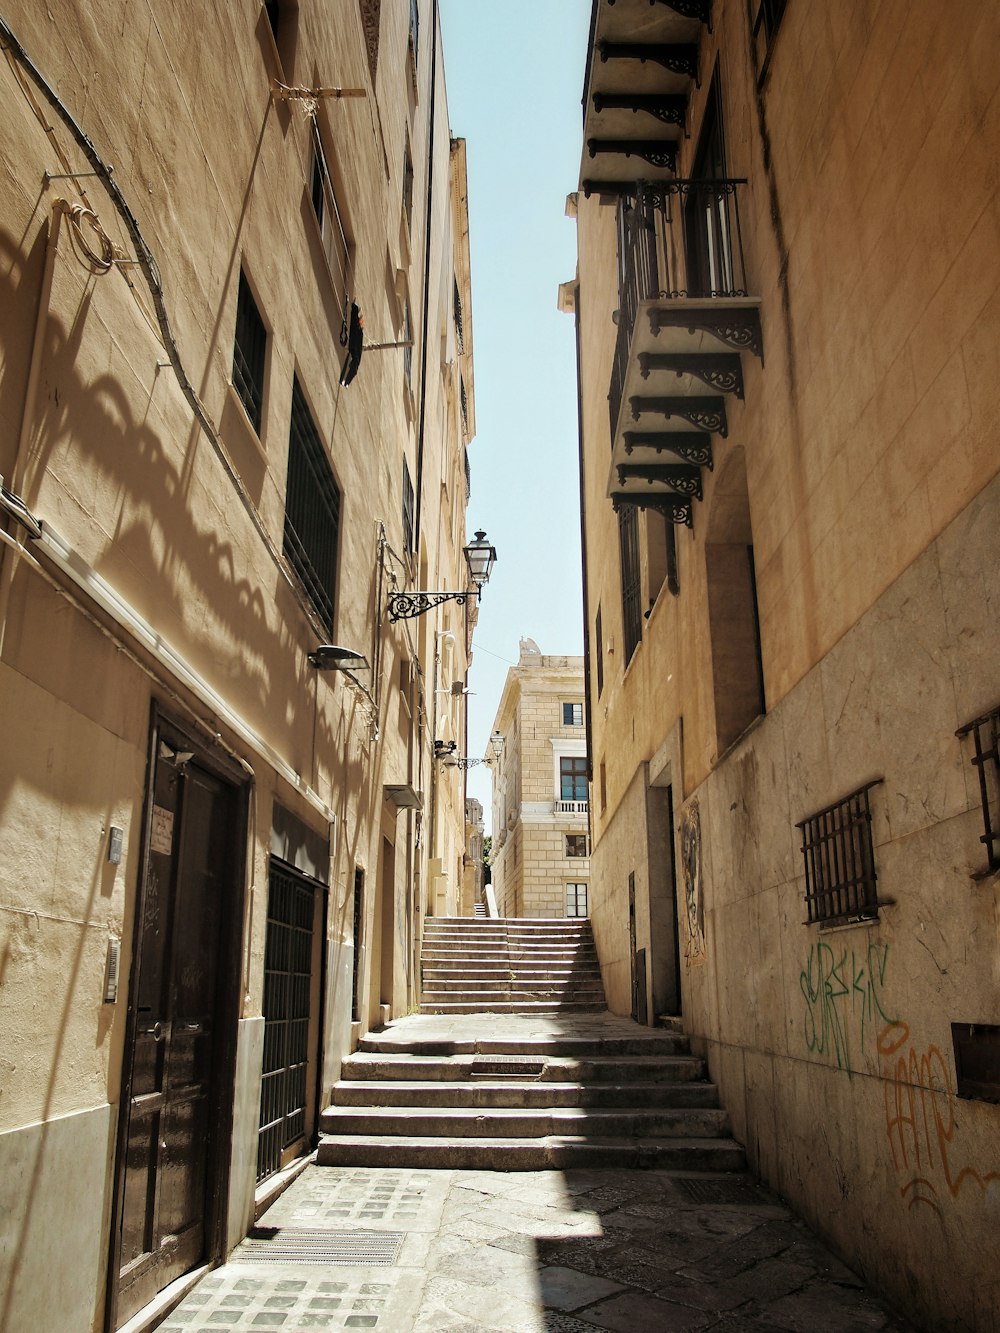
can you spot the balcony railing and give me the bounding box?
[609,178,750,442]
[555,799,589,815]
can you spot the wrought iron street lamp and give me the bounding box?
[387,530,497,622]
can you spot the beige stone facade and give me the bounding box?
[490,642,590,919]
[570,1,1000,1327]
[0,3,476,1328]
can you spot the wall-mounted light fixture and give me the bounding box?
[387,530,497,622]
[308,645,371,671]
[489,731,505,762]
[434,737,495,770]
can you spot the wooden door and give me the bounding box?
[114,727,242,1326]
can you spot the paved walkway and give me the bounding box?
[161,1162,915,1331]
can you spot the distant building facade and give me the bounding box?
[567,1,1000,1327]
[0,3,476,1329]
[490,641,590,919]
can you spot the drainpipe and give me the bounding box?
[0,205,63,653]
[413,0,439,557]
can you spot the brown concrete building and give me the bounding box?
[490,641,591,919]
[568,0,1000,1326]
[0,3,479,1328]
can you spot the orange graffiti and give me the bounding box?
[879,1022,1000,1218]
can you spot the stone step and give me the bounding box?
[421,970,602,981]
[420,981,605,996]
[331,1079,721,1109]
[357,1034,691,1058]
[316,1134,746,1172]
[420,999,608,1014]
[320,1103,732,1139]
[340,1053,705,1083]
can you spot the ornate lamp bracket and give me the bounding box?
[387,590,471,623]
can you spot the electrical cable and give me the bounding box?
[0,14,327,642]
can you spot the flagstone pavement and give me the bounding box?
[159,1161,917,1332]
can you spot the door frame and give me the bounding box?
[104,704,249,1332]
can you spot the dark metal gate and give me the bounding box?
[257,861,317,1182]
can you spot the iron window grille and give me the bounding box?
[956,704,1000,874]
[402,459,414,553]
[402,145,414,232]
[619,505,642,664]
[566,882,588,918]
[232,269,266,435]
[403,299,413,384]
[595,604,604,698]
[309,125,350,316]
[453,278,465,353]
[563,702,584,727]
[283,377,341,635]
[797,780,883,927]
[560,757,588,803]
[751,0,788,87]
[257,861,316,1182]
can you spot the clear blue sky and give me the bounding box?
[438,2,592,826]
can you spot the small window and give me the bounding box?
[595,605,604,698]
[402,459,415,553]
[453,279,465,354]
[232,270,266,435]
[956,704,1000,874]
[797,781,882,928]
[566,883,588,918]
[284,377,341,635]
[566,835,588,858]
[563,702,584,727]
[402,298,413,384]
[310,126,350,315]
[619,506,642,664]
[408,0,419,65]
[952,1024,1000,1104]
[402,144,414,232]
[751,0,787,86]
[560,757,588,803]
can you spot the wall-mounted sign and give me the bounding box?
[151,805,174,856]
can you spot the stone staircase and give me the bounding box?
[419,916,606,1014]
[317,917,745,1173]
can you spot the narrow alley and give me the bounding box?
[155,921,913,1332]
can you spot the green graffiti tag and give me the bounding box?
[799,941,896,1076]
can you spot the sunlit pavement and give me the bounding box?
[159,1161,915,1332]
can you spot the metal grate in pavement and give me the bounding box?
[234,1228,404,1265]
[672,1177,768,1204]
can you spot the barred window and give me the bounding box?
[752,0,788,86]
[402,459,415,553]
[283,378,341,635]
[797,781,882,927]
[618,506,642,664]
[232,270,266,435]
[310,126,350,316]
[957,704,1000,874]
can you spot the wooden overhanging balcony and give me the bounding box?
[602,179,762,527]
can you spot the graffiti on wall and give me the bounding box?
[799,940,895,1075]
[798,941,1000,1217]
[680,798,706,965]
[878,1022,1000,1219]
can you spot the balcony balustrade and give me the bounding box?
[602,179,763,526]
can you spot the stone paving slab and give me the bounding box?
[163,1164,918,1333]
